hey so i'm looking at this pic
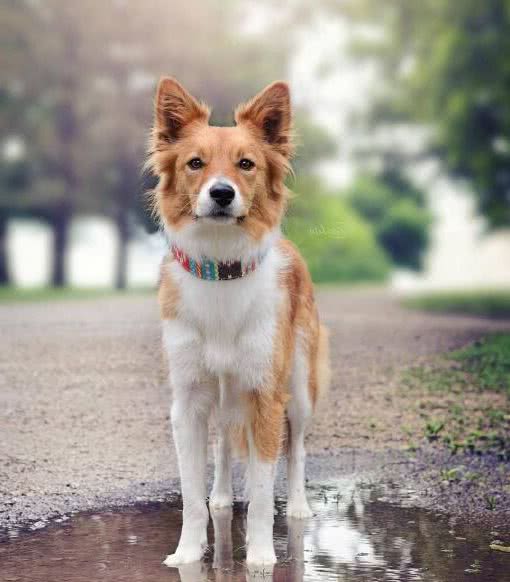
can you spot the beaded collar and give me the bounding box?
[171,245,266,281]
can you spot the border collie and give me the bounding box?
[147,77,330,568]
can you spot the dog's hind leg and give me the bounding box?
[210,374,239,509]
[211,507,234,571]
[210,430,233,509]
[286,332,314,518]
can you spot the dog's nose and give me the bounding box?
[209,183,235,207]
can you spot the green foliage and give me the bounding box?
[425,420,444,441]
[451,335,510,394]
[402,334,510,458]
[404,334,510,396]
[347,174,431,270]
[0,286,152,303]
[347,0,510,227]
[485,495,498,511]
[440,467,461,482]
[292,114,338,175]
[378,200,430,269]
[284,177,390,283]
[404,291,510,318]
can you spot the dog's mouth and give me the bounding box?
[210,210,232,219]
[194,211,246,224]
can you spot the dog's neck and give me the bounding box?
[165,222,281,266]
[171,244,269,281]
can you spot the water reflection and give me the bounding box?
[0,481,508,581]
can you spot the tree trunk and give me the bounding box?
[51,19,78,289]
[115,216,129,290]
[51,208,71,288]
[0,214,10,286]
[114,151,135,291]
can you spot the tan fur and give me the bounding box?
[277,239,327,408]
[147,78,293,240]
[246,279,293,461]
[232,240,329,461]
[158,255,180,320]
[150,78,329,462]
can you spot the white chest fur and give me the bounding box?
[162,246,285,392]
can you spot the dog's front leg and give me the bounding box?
[246,445,277,568]
[164,385,211,566]
[245,390,285,569]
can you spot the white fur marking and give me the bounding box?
[162,236,286,565]
[165,221,280,263]
[210,376,234,509]
[163,383,213,565]
[195,175,245,219]
[163,242,284,390]
[246,429,277,567]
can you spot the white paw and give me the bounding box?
[246,546,277,567]
[286,500,313,519]
[163,546,204,567]
[209,493,233,510]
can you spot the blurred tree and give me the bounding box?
[4,0,395,287]
[347,169,431,270]
[0,154,31,284]
[0,85,32,284]
[1,1,103,286]
[292,114,338,175]
[285,176,390,283]
[1,0,289,288]
[88,0,287,288]
[283,109,391,282]
[346,0,510,227]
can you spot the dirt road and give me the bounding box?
[1,289,508,531]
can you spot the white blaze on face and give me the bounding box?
[195,175,245,219]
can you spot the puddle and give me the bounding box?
[0,481,508,581]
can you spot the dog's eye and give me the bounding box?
[239,158,255,171]
[187,157,204,170]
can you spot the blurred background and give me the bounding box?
[1,0,509,293]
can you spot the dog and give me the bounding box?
[147,77,330,568]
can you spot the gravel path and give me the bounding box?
[1,289,509,531]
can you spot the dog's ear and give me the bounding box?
[235,81,293,158]
[154,77,210,142]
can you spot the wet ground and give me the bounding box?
[1,291,509,580]
[2,291,510,531]
[1,481,508,582]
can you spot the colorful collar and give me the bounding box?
[171,245,265,281]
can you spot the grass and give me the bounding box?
[452,334,510,393]
[0,286,154,303]
[403,290,510,318]
[401,333,510,459]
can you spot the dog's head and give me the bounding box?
[147,78,293,243]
